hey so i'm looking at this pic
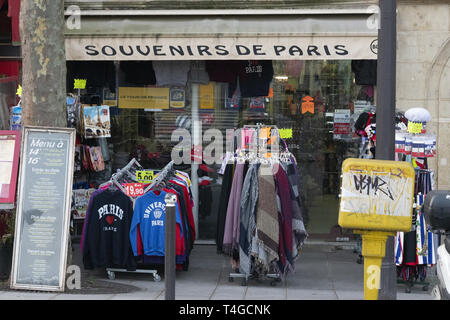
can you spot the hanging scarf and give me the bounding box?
[273,163,295,275]
[251,163,279,273]
[222,162,245,256]
[216,163,234,253]
[238,164,259,277]
[281,159,308,258]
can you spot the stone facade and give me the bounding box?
[397,0,450,189]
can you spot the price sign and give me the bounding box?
[16,85,22,97]
[123,183,145,197]
[407,121,423,134]
[279,128,293,139]
[74,79,87,90]
[136,170,156,183]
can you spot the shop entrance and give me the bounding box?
[67,59,375,242]
[191,60,372,240]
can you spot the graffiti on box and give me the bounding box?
[340,165,414,217]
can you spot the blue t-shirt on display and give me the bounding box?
[130,190,183,257]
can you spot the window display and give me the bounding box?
[66,59,369,242]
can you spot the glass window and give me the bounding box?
[67,59,375,240]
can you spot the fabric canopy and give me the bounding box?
[65,12,378,60]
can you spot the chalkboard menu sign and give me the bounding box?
[10,126,76,292]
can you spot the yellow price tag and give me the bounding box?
[407,121,423,134]
[279,128,293,139]
[74,79,87,90]
[16,85,22,97]
[136,170,156,183]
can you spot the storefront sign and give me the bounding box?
[199,83,215,109]
[119,87,170,109]
[11,126,76,292]
[338,158,415,232]
[65,36,378,61]
[0,131,21,209]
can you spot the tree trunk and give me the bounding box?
[20,0,66,127]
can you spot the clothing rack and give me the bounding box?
[104,158,162,282]
[105,160,179,281]
[228,270,282,286]
[394,128,436,293]
[228,124,285,286]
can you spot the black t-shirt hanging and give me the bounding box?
[238,60,274,98]
[351,60,377,86]
[83,189,136,270]
[120,61,156,86]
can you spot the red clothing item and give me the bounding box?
[169,180,196,240]
[163,188,186,256]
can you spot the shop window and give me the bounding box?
[66,59,373,239]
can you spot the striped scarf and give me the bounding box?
[251,164,279,273]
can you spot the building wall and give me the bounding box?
[397,0,450,190]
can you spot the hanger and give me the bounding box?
[99,158,144,201]
[143,160,175,194]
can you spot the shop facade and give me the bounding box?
[63,0,381,244]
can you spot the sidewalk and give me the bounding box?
[0,242,436,300]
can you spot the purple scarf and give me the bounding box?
[273,163,294,275]
[222,162,245,256]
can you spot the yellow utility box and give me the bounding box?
[339,158,415,232]
[338,158,416,300]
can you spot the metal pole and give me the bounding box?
[191,83,200,240]
[164,193,177,300]
[376,0,397,300]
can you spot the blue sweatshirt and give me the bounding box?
[130,190,183,257]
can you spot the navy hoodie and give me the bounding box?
[83,189,136,270]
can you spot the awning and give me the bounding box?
[65,10,378,60]
[7,0,20,45]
